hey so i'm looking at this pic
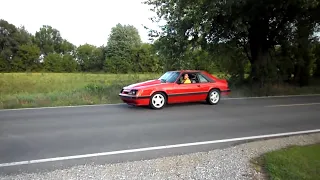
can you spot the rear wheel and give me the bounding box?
[149,92,166,109]
[206,89,220,105]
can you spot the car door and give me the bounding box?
[167,73,204,103]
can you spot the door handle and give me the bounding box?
[197,85,200,87]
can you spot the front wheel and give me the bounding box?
[149,92,166,109]
[206,89,220,105]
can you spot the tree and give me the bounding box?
[0,19,21,71]
[131,43,160,72]
[144,0,320,85]
[43,53,63,72]
[291,1,320,86]
[152,34,188,71]
[62,54,79,72]
[76,44,104,72]
[16,26,33,45]
[0,19,36,72]
[60,39,76,56]
[34,25,63,56]
[12,44,41,71]
[312,40,320,77]
[105,23,142,73]
[43,53,78,72]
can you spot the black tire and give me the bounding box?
[206,89,221,105]
[149,92,167,109]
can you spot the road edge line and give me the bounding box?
[0,129,319,168]
[265,102,320,107]
[1,93,320,111]
[0,103,124,111]
[222,93,320,100]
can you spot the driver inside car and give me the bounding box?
[182,73,191,84]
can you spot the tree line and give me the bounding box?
[0,21,163,73]
[1,0,320,87]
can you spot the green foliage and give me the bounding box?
[312,41,320,77]
[0,19,24,71]
[43,53,79,72]
[103,23,161,73]
[76,44,104,72]
[144,0,320,86]
[131,43,161,72]
[12,44,41,71]
[105,23,142,73]
[63,54,79,72]
[0,19,163,74]
[60,39,76,55]
[34,25,63,55]
[43,53,64,72]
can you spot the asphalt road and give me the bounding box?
[0,95,320,174]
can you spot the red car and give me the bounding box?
[119,70,231,109]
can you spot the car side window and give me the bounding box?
[178,73,198,84]
[196,74,208,83]
[189,73,198,83]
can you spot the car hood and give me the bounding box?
[124,79,162,89]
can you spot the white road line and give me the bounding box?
[222,93,320,100]
[266,102,320,107]
[0,129,319,168]
[1,94,320,112]
[0,103,124,111]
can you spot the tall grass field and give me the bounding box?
[1,72,320,109]
[0,73,161,109]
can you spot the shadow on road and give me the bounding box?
[119,101,212,111]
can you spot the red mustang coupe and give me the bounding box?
[119,70,231,109]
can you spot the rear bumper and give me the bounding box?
[119,94,150,106]
[221,89,231,96]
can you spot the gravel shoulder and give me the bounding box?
[1,133,319,180]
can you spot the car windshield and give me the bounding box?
[158,71,180,83]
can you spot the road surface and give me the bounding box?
[0,95,320,174]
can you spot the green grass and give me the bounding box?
[0,72,160,109]
[0,72,320,109]
[254,144,320,180]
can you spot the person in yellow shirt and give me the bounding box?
[183,73,191,84]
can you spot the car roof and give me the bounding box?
[168,70,206,73]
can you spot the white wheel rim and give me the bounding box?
[210,91,220,103]
[152,94,165,108]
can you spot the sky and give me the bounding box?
[0,0,163,47]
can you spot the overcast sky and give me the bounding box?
[0,0,162,47]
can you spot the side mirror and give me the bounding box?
[176,81,181,84]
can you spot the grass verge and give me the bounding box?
[252,144,320,180]
[1,72,320,109]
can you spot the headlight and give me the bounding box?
[128,89,138,95]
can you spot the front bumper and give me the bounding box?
[119,93,150,106]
